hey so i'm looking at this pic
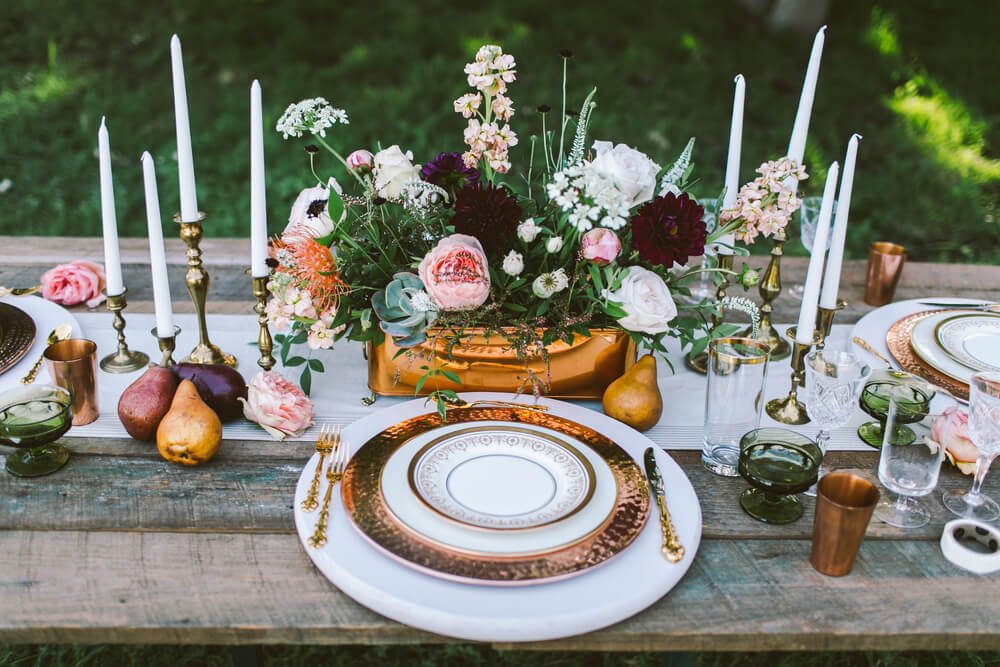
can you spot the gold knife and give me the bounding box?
[643,447,684,562]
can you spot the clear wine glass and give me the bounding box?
[875,387,946,528]
[803,350,871,496]
[942,373,1000,522]
[681,199,719,303]
[787,197,831,300]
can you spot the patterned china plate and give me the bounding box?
[908,310,977,384]
[935,313,1000,373]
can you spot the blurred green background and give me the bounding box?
[3,0,999,262]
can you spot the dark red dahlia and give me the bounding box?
[630,193,707,268]
[421,152,480,200]
[450,183,522,254]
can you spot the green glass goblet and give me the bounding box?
[857,375,933,449]
[738,427,821,524]
[0,384,73,477]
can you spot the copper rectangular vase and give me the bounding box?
[368,329,636,399]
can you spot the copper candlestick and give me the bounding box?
[741,230,790,361]
[685,253,735,375]
[174,212,237,368]
[815,299,847,350]
[251,273,275,371]
[99,288,149,373]
[765,325,821,425]
[151,325,181,368]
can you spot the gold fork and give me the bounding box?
[309,426,346,549]
[300,425,334,511]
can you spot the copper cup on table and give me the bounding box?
[43,339,99,426]
[810,472,880,577]
[864,242,906,306]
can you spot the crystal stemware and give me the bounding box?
[787,197,831,300]
[942,373,1000,522]
[857,370,934,448]
[739,427,821,524]
[875,387,945,528]
[0,384,73,477]
[803,350,871,496]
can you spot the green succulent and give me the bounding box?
[371,272,439,347]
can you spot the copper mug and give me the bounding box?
[810,472,880,577]
[43,339,99,426]
[864,242,906,306]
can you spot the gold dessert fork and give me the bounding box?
[309,426,346,549]
[300,425,334,512]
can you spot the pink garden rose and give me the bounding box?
[346,149,374,173]
[40,260,106,308]
[932,406,979,475]
[580,228,621,265]
[240,371,314,441]
[418,234,491,311]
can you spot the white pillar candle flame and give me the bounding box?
[795,161,838,345]
[819,134,862,309]
[170,34,199,222]
[250,79,268,278]
[141,152,174,337]
[98,117,124,296]
[718,74,745,255]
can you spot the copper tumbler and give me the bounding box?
[810,472,880,577]
[43,339,99,426]
[864,242,906,306]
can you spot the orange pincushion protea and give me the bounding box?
[271,236,347,313]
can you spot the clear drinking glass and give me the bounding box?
[703,337,770,476]
[683,199,719,303]
[787,197,832,300]
[942,373,1000,522]
[802,350,871,496]
[875,387,946,528]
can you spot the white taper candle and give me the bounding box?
[819,134,862,309]
[98,117,124,296]
[718,74,745,255]
[250,80,268,278]
[794,161,838,345]
[141,152,174,337]
[170,34,199,222]
[786,26,826,196]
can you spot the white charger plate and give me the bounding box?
[293,392,702,643]
[935,313,1000,373]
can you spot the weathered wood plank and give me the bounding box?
[1,447,993,540]
[0,530,997,650]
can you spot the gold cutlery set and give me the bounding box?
[303,425,347,548]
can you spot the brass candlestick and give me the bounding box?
[741,230,790,361]
[174,212,237,368]
[765,325,821,425]
[151,325,181,368]
[99,288,149,373]
[251,273,275,371]
[685,253,735,375]
[814,299,847,350]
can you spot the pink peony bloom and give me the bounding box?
[240,371,314,440]
[580,228,621,265]
[40,260,106,308]
[346,149,374,173]
[418,234,491,311]
[932,406,979,475]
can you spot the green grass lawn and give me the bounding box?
[2,0,999,262]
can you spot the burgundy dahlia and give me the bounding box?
[421,152,480,200]
[450,183,522,253]
[630,193,707,268]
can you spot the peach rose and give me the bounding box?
[40,260,106,308]
[418,234,491,311]
[240,371,314,440]
[932,406,979,475]
[580,228,621,265]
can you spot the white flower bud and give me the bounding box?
[502,250,524,276]
[517,218,540,242]
[546,236,564,253]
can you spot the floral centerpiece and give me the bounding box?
[266,45,765,410]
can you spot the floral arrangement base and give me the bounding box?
[368,329,636,399]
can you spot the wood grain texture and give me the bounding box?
[0,530,997,650]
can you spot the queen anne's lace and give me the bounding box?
[546,163,631,231]
[276,98,349,139]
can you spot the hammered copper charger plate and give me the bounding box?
[0,303,36,375]
[341,406,651,585]
[886,309,969,401]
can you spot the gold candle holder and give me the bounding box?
[684,253,735,375]
[765,325,821,425]
[814,299,847,350]
[151,325,181,368]
[251,273,275,371]
[99,288,149,373]
[741,230,790,361]
[174,212,237,368]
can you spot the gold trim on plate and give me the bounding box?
[886,309,969,401]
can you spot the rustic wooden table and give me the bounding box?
[1,238,999,651]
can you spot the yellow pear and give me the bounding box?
[156,379,222,466]
[602,354,662,431]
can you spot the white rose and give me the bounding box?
[502,250,524,276]
[606,266,677,334]
[591,140,661,209]
[373,145,420,200]
[517,217,540,242]
[546,236,563,253]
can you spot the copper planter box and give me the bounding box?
[368,329,636,399]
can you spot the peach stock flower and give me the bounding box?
[40,260,106,308]
[240,371,314,440]
[418,234,491,311]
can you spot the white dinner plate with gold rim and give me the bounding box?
[935,313,1000,373]
[909,310,977,384]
